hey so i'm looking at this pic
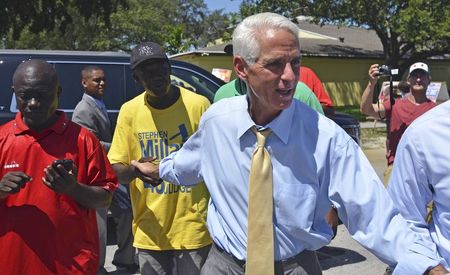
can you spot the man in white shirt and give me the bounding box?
[131,12,447,275]
[389,99,450,271]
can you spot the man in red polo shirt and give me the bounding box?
[0,60,118,274]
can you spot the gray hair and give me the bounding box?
[232,12,300,65]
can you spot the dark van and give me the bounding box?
[0,49,224,128]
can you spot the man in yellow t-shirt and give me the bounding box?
[108,42,211,275]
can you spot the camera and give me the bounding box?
[378,65,391,76]
[377,65,399,77]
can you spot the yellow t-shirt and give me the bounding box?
[108,87,212,250]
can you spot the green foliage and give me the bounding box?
[173,0,231,51]
[334,105,366,121]
[165,25,191,54]
[3,4,113,50]
[107,0,177,51]
[220,13,241,43]
[240,0,301,19]
[0,0,126,40]
[301,0,450,76]
[0,0,232,54]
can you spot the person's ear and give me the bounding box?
[234,56,248,81]
[406,76,411,85]
[81,79,87,89]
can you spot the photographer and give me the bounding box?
[360,62,436,185]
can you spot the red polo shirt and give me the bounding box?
[300,66,333,107]
[383,98,436,165]
[0,111,118,275]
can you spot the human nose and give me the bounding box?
[28,97,40,107]
[412,75,422,83]
[281,62,297,83]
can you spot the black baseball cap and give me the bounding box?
[130,42,168,70]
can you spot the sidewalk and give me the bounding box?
[105,244,138,274]
[359,120,386,129]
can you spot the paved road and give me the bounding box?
[320,227,386,275]
[104,147,388,274]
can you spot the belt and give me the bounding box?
[212,242,309,271]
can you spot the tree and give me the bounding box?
[199,10,234,46]
[174,0,230,50]
[240,0,301,19]
[107,0,177,51]
[239,0,450,76]
[2,5,113,51]
[0,0,126,40]
[1,0,231,54]
[302,0,450,76]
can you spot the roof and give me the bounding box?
[190,19,384,58]
[296,20,383,57]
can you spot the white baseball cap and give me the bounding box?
[409,62,429,74]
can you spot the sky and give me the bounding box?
[205,0,242,13]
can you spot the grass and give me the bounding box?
[335,105,387,147]
[335,105,388,138]
[361,127,386,139]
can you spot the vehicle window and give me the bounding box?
[53,63,129,111]
[10,94,17,112]
[0,56,23,114]
[52,63,86,111]
[170,75,197,92]
[171,67,218,102]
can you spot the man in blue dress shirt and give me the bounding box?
[130,12,446,274]
[388,99,450,272]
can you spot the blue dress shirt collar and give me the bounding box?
[237,95,294,145]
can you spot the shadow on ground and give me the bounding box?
[318,246,366,270]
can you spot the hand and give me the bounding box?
[368,64,380,84]
[42,163,79,194]
[131,157,162,187]
[0,171,31,199]
[325,207,339,226]
[425,264,449,275]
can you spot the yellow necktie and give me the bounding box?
[246,127,274,275]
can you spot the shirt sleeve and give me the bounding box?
[108,105,131,165]
[159,120,204,186]
[328,134,442,273]
[387,133,445,272]
[79,130,118,193]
